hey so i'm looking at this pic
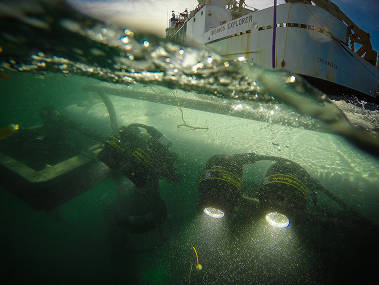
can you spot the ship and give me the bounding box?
[166,0,379,101]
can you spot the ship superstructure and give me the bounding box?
[166,0,379,98]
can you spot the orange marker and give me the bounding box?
[0,124,20,140]
[0,73,9,80]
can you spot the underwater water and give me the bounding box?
[0,1,379,284]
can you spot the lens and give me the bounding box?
[203,207,225,219]
[265,212,290,228]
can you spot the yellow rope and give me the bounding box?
[192,246,202,270]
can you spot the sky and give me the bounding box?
[69,0,379,51]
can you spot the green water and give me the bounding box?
[1,72,378,285]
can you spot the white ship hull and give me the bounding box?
[168,2,379,98]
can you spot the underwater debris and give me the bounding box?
[150,87,209,131]
[171,90,209,131]
[177,105,209,131]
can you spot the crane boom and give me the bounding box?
[285,0,377,65]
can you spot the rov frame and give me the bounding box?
[0,133,108,211]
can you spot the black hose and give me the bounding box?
[97,92,119,134]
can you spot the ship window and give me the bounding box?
[194,17,196,22]
[208,13,212,16]
[201,11,203,15]
[256,22,334,41]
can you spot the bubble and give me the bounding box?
[286,75,296,83]
[120,36,129,44]
[142,40,150,47]
[123,28,134,37]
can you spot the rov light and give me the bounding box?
[203,207,225,219]
[257,160,308,226]
[198,158,242,218]
[265,212,290,228]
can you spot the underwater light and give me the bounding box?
[257,160,308,226]
[203,207,225,219]
[265,212,290,228]
[198,156,242,217]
